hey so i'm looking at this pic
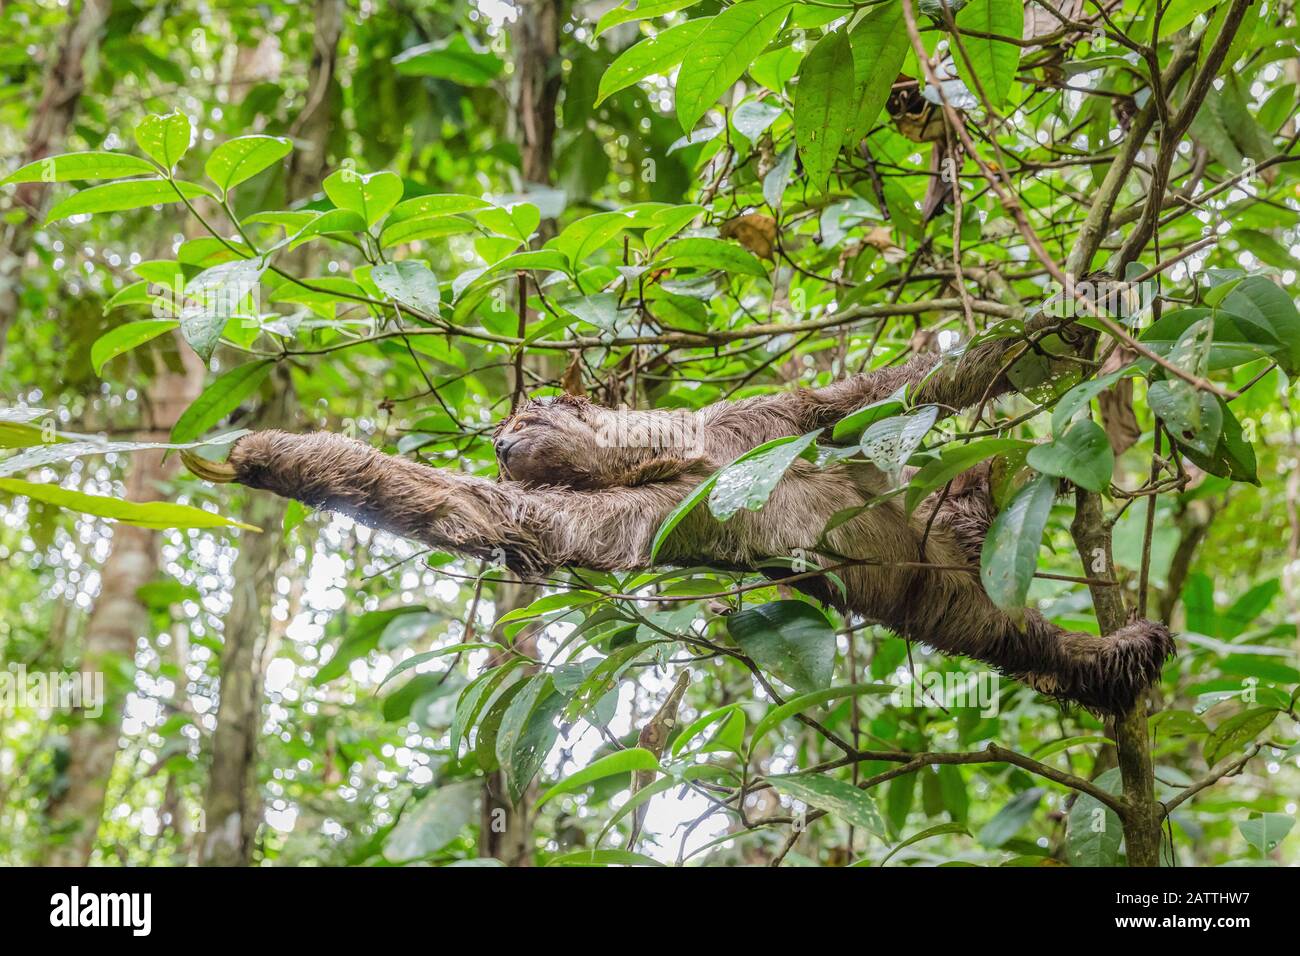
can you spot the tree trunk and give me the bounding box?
[285,0,344,204]
[0,0,111,359]
[43,340,205,866]
[198,370,293,866]
[509,0,563,187]
[475,1,566,863]
[197,0,342,864]
[1070,489,1163,866]
[478,580,541,866]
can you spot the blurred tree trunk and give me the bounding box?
[198,370,293,866]
[0,0,112,359]
[478,580,541,865]
[509,0,563,187]
[198,0,343,866]
[475,0,566,865]
[43,340,205,866]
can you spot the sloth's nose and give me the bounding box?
[495,435,517,463]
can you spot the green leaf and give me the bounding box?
[496,675,564,803]
[977,788,1042,848]
[770,774,887,838]
[451,249,571,300]
[1239,813,1294,855]
[656,236,766,276]
[847,2,912,143]
[645,204,705,249]
[1218,275,1300,374]
[392,34,503,85]
[477,203,541,243]
[380,194,488,247]
[1067,768,1122,867]
[675,0,792,131]
[372,260,441,316]
[170,360,273,443]
[550,211,633,267]
[859,406,939,484]
[286,209,368,250]
[763,144,796,210]
[651,433,813,560]
[708,430,818,520]
[2,151,157,185]
[0,430,245,480]
[1031,735,1112,759]
[749,682,894,753]
[134,112,192,170]
[282,499,306,537]
[537,748,661,808]
[0,425,50,448]
[953,0,1023,109]
[726,600,836,694]
[378,217,475,250]
[385,193,491,225]
[1026,420,1114,493]
[794,27,855,193]
[1052,365,1138,434]
[180,259,267,363]
[1175,397,1258,485]
[1148,379,1221,455]
[732,99,783,141]
[593,765,729,846]
[886,775,914,834]
[671,704,746,756]
[46,179,210,222]
[205,135,292,193]
[314,606,430,685]
[375,643,502,693]
[595,18,710,106]
[450,661,526,756]
[938,764,969,824]
[1141,308,1279,371]
[547,848,665,867]
[980,474,1055,610]
[90,319,178,375]
[832,396,906,443]
[0,478,258,532]
[1161,0,1224,34]
[104,280,151,312]
[877,822,970,866]
[1205,707,1278,766]
[323,169,403,228]
[382,780,478,863]
[905,438,1029,513]
[595,0,700,36]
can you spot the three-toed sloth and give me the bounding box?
[191,319,1172,714]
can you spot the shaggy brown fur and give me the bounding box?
[216,322,1172,715]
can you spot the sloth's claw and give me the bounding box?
[181,449,237,484]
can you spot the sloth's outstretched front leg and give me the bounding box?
[734,314,1093,438]
[198,430,702,575]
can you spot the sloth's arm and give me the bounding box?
[203,430,695,575]
[744,316,1086,436]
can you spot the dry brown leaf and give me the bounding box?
[1098,347,1141,455]
[560,353,586,398]
[864,225,906,264]
[720,212,778,260]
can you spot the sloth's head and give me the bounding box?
[494,395,704,489]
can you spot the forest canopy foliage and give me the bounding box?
[1,0,1299,867]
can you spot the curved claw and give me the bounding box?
[181,449,238,484]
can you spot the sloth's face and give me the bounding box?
[494,396,699,489]
[493,395,610,488]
